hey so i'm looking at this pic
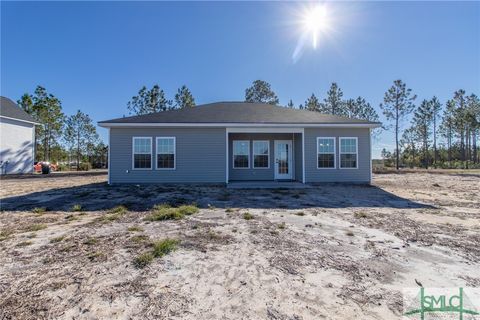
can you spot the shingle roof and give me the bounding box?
[99,102,381,126]
[0,96,39,124]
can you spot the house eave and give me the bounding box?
[0,115,41,125]
[98,122,382,129]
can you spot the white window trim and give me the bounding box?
[156,137,176,170]
[339,137,358,169]
[232,140,250,169]
[316,137,336,169]
[252,140,270,169]
[132,136,152,170]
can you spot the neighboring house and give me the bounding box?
[0,97,39,174]
[99,102,381,184]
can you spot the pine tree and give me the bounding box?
[287,99,295,108]
[379,80,417,170]
[440,99,456,167]
[412,100,433,169]
[304,94,321,112]
[321,82,344,115]
[244,80,279,105]
[430,96,442,168]
[174,85,196,108]
[64,110,99,170]
[127,85,173,115]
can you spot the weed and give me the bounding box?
[16,241,33,247]
[50,236,65,243]
[354,211,368,219]
[26,224,47,232]
[65,214,79,221]
[87,251,104,261]
[71,204,83,212]
[133,252,154,269]
[27,233,37,239]
[225,207,234,213]
[146,204,198,221]
[346,231,354,236]
[109,205,128,214]
[243,212,254,220]
[152,238,179,257]
[278,222,286,229]
[295,212,305,216]
[128,226,144,232]
[32,207,47,214]
[83,237,98,245]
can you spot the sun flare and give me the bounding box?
[302,4,330,49]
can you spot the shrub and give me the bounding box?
[109,205,128,214]
[133,252,154,269]
[71,204,83,212]
[152,238,179,257]
[78,162,92,171]
[243,212,254,220]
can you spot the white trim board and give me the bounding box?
[99,122,381,129]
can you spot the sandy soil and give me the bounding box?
[0,172,478,319]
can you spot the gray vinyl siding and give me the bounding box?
[304,128,371,183]
[109,127,226,183]
[228,133,301,181]
[294,133,303,182]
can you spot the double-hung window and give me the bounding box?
[253,141,269,169]
[133,137,152,169]
[340,137,358,169]
[233,140,249,168]
[156,137,175,169]
[317,137,335,169]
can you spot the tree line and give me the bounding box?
[17,86,106,170]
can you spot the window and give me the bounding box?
[253,141,269,168]
[340,137,358,169]
[132,137,152,169]
[156,137,175,169]
[233,140,249,168]
[317,137,335,169]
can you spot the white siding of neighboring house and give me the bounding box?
[0,117,35,174]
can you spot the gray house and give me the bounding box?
[99,102,381,185]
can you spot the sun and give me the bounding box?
[302,4,330,49]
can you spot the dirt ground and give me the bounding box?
[0,171,479,319]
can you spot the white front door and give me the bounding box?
[274,140,293,180]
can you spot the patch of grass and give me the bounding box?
[16,241,33,247]
[152,238,179,257]
[295,212,305,216]
[0,230,13,241]
[131,235,149,244]
[354,211,368,219]
[32,207,47,214]
[243,212,254,220]
[128,226,144,232]
[50,236,65,243]
[146,204,198,221]
[133,252,154,269]
[26,224,47,232]
[83,237,98,245]
[71,204,83,212]
[109,205,128,214]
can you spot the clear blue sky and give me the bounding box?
[2,1,479,158]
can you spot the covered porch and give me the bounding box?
[226,128,304,183]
